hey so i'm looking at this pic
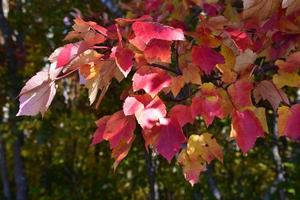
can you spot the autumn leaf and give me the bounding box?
[234,49,257,73]
[178,132,223,185]
[253,80,289,110]
[144,39,172,64]
[113,46,135,77]
[130,21,184,50]
[123,94,166,129]
[168,105,193,127]
[178,149,206,186]
[187,133,223,163]
[56,41,90,68]
[191,83,224,126]
[170,75,185,97]
[192,45,225,75]
[91,116,110,145]
[243,0,280,21]
[228,78,253,109]
[132,66,171,97]
[17,71,57,117]
[275,52,300,73]
[152,117,186,162]
[278,104,300,140]
[230,109,265,153]
[273,70,300,88]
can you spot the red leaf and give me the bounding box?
[168,105,193,127]
[114,46,135,77]
[153,117,186,162]
[279,104,300,140]
[130,21,184,50]
[123,94,166,129]
[132,66,171,97]
[192,46,225,75]
[231,109,264,153]
[228,79,253,109]
[56,42,89,68]
[191,83,224,126]
[103,111,136,148]
[91,116,110,145]
[226,28,253,51]
[144,39,172,64]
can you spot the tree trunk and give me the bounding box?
[0,140,11,200]
[0,1,28,199]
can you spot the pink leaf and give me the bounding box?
[103,111,136,149]
[169,105,193,127]
[56,41,89,68]
[231,109,264,153]
[91,116,110,145]
[153,117,186,162]
[132,66,171,97]
[130,21,184,50]
[17,71,56,117]
[123,94,166,129]
[114,46,135,77]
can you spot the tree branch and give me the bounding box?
[150,63,180,75]
[206,164,222,200]
[263,113,286,200]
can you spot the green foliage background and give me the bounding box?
[0,0,300,199]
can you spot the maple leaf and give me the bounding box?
[64,17,107,43]
[230,109,265,153]
[102,111,136,149]
[17,72,56,117]
[91,111,136,169]
[132,66,171,97]
[217,45,237,84]
[273,70,300,88]
[278,104,300,140]
[228,78,253,109]
[91,116,110,145]
[243,0,280,21]
[123,95,166,129]
[56,41,90,68]
[182,65,202,85]
[178,149,206,186]
[170,76,185,97]
[112,46,135,77]
[187,133,223,163]
[144,39,172,64]
[275,52,300,73]
[112,135,135,170]
[282,0,300,15]
[233,49,257,73]
[130,21,185,50]
[152,117,186,162]
[191,83,224,126]
[178,132,223,185]
[192,46,225,75]
[225,28,253,51]
[253,80,289,110]
[168,105,193,127]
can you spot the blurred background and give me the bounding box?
[0,0,300,199]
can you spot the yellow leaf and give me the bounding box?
[187,133,223,163]
[277,106,291,136]
[273,71,300,88]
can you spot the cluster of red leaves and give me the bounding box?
[17,0,300,185]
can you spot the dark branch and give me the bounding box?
[150,63,181,75]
